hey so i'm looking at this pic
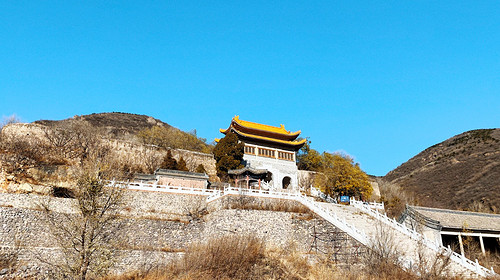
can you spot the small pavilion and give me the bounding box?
[228,166,269,189]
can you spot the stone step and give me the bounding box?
[314,202,479,278]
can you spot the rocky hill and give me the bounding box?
[384,129,500,212]
[35,112,171,139]
[34,112,211,151]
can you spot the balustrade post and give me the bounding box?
[458,234,465,258]
[479,233,486,256]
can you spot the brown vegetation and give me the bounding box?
[384,129,500,211]
[377,178,417,217]
[296,141,373,200]
[222,195,310,213]
[137,125,212,153]
[36,112,170,138]
[102,234,473,280]
[460,234,500,275]
[40,155,126,280]
[0,112,214,189]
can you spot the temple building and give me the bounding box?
[219,116,306,190]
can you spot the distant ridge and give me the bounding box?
[35,112,171,137]
[384,129,500,211]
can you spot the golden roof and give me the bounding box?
[231,129,307,147]
[232,115,300,136]
[218,116,305,149]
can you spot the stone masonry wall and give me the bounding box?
[0,190,366,278]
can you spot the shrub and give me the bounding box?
[222,195,309,213]
[52,186,75,198]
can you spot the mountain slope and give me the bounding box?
[384,129,500,211]
[35,112,171,138]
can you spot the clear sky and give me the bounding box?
[1,1,499,176]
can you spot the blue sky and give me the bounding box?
[1,1,499,176]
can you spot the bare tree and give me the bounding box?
[72,121,104,161]
[182,197,208,221]
[141,147,162,174]
[41,144,125,279]
[0,134,46,173]
[414,239,453,279]
[0,114,20,130]
[43,125,75,149]
[363,220,408,278]
[42,120,105,161]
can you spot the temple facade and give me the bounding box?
[219,116,306,190]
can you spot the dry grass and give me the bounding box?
[461,235,500,275]
[0,245,19,275]
[104,235,297,280]
[377,179,416,218]
[223,195,310,213]
[102,235,474,280]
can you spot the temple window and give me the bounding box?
[278,151,295,161]
[258,148,276,158]
[244,146,256,155]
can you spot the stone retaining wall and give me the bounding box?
[0,191,366,278]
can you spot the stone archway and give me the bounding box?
[265,171,273,183]
[282,176,291,189]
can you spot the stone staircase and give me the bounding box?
[317,202,492,278]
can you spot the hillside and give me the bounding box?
[0,112,216,192]
[35,112,171,138]
[384,129,500,211]
[34,112,211,151]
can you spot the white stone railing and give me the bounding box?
[350,197,384,210]
[221,186,370,245]
[351,202,496,277]
[294,194,369,244]
[112,181,370,245]
[111,181,220,196]
[310,187,336,203]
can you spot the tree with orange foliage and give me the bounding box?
[314,153,372,200]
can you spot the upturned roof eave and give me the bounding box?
[220,116,301,140]
[230,128,306,148]
[228,166,268,175]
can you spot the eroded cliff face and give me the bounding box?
[0,122,216,195]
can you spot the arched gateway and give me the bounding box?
[218,116,306,191]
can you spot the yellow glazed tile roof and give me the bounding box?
[232,115,301,136]
[231,128,307,147]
